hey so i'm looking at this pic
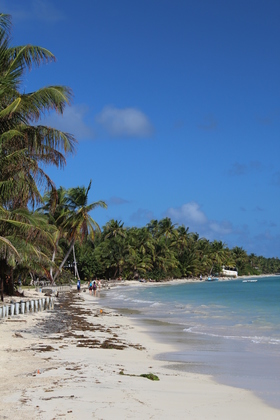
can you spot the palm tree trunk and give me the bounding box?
[53,239,75,282]
[113,266,118,279]
[50,249,56,283]
[73,244,80,280]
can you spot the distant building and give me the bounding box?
[221,266,238,278]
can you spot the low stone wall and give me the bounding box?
[0,296,54,318]
[36,285,72,294]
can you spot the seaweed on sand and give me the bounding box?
[119,370,159,381]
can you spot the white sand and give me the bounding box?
[0,289,279,420]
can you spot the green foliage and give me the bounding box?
[140,373,160,381]
[72,218,280,281]
[119,370,159,381]
[0,12,76,294]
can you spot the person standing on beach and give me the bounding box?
[89,280,93,295]
[93,281,97,296]
[77,279,81,291]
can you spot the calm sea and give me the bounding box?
[100,276,280,409]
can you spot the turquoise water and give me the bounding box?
[102,277,280,409]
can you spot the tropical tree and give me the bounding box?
[0,206,56,296]
[208,240,231,275]
[38,187,69,282]
[52,181,107,281]
[123,227,154,279]
[0,12,76,293]
[103,219,126,240]
[0,13,76,210]
[94,235,126,279]
[158,217,177,240]
[231,246,248,275]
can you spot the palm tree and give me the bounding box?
[208,240,231,275]
[152,235,178,279]
[53,181,107,281]
[124,227,154,279]
[0,12,77,292]
[103,219,126,240]
[231,246,248,275]
[147,219,160,238]
[158,217,177,240]
[0,13,76,209]
[0,206,56,296]
[174,225,189,257]
[94,235,127,279]
[38,187,69,282]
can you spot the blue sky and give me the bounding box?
[2,0,280,257]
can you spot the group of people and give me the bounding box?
[76,278,101,296]
[88,278,101,296]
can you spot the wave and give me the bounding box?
[183,326,280,345]
[131,299,156,304]
[111,294,131,301]
[150,302,162,307]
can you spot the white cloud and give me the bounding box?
[166,201,233,239]
[167,202,207,225]
[41,104,94,140]
[95,106,154,138]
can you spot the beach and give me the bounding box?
[0,287,280,420]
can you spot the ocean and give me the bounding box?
[100,276,280,409]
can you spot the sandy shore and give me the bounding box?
[0,289,279,420]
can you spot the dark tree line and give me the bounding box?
[67,218,280,281]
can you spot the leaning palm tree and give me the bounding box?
[52,181,107,282]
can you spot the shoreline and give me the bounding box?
[107,273,278,288]
[0,290,279,419]
[104,275,280,408]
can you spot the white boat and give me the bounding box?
[242,279,257,283]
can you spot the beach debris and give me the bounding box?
[129,343,145,350]
[31,344,56,352]
[100,339,127,350]
[14,332,23,338]
[76,339,100,348]
[140,373,159,381]
[14,290,24,297]
[119,370,159,381]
